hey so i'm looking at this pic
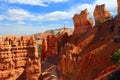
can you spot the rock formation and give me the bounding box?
[1,0,120,80]
[46,35,58,55]
[26,58,41,80]
[0,36,41,80]
[40,31,69,64]
[40,0,120,80]
[41,39,47,61]
[73,9,93,34]
[94,4,111,25]
[34,27,73,46]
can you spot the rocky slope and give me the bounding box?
[40,0,120,80]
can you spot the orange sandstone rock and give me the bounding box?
[94,4,111,24]
[26,58,41,80]
[41,39,47,61]
[73,9,93,34]
[46,35,58,55]
[0,36,41,80]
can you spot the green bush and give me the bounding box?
[111,49,120,64]
[96,17,111,26]
[99,18,105,23]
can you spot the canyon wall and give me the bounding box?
[41,1,120,80]
[0,36,41,80]
[41,35,58,61]
[1,0,120,80]
[41,31,69,65]
[26,58,41,80]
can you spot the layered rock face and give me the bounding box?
[0,36,41,80]
[73,9,93,34]
[41,39,47,61]
[46,35,58,55]
[26,58,41,80]
[41,32,69,65]
[41,35,58,61]
[1,0,120,80]
[94,4,111,25]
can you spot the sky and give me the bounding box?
[0,0,118,35]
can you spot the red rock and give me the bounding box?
[0,36,41,80]
[1,1,120,80]
[94,4,111,25]
[46,35,58,55]
[73,9,93,34]
[41,35,58,61]
[41,39,47,61]
[26,58,41,80]
[44,2,120,80]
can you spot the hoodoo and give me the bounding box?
[0,36,41,80]
[1,0,120,80]
[73,9,93,34]
[94,4,111,25]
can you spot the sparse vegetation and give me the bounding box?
[37,44,42,57]
[99,18,105,24]
[111,49,120,64]
[96,16,112,27]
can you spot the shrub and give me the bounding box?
[111,49,120,64]
[37,44,42,57]
[99,18,105,23]
[97,16,111,26]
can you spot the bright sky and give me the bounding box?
[0,0,117,35]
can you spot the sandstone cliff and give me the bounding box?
[0,36,41,80]
[1,0,120,80]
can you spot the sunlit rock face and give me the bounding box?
[1,0,120,80]
[44,1,120,80]
[73,9,93,34]
[94,4,111,25]
[40,35,58,61]
[26,58,41,80]
[0,36,41,80]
